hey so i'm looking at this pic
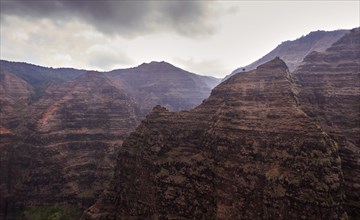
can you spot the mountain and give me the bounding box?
[1,71,140,218]
[108,61,220,113]
[295,27,360,218]
[224,29,348,80]
[82,29,359,219]
[83,57,347,219]
[0,61,218,219]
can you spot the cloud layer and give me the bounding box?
[0,16,134,70]
[1,1,358,77]
[0,0,215,37]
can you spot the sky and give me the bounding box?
[0,1,359,78]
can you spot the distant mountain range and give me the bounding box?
[224,29,349,80]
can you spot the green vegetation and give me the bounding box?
[14,205,82,220]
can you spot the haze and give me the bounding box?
[0,0,359,77]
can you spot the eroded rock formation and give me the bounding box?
[83,29,359,219]
[83,58,349,219]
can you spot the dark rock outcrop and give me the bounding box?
[83,58,347,219]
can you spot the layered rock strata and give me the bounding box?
[83,58,347,219]
[295,28,360,218]
[0,71,33,130]
[0,72,141,217]
[0,61,218,218]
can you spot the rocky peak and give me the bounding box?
[108,61,215,113]
[150,105,169,113]
[256,56,287,70]
[137,61,178,72]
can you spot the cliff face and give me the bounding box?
[0,71,33,130]
[0,71,141,218]
[225,29,348,80]
[83,58,346,219]
[295,28,360,218]
[32,71,140,139]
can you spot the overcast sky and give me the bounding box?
[0,1,359,78]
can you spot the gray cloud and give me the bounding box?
[0,0,215,37]
[0,16,134,70]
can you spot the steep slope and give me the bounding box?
[295,28,360,218]
[0,71,33,130]
[83,58,346,219]
[225,29,348,80]
[31,71,139,140]
[108,61,220,113]
[199,75,220,88]
[0,72,141,218]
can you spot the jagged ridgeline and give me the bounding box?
[82,28,359,219]
[224,29,349,81]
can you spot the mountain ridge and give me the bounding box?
[224,29,349,80]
